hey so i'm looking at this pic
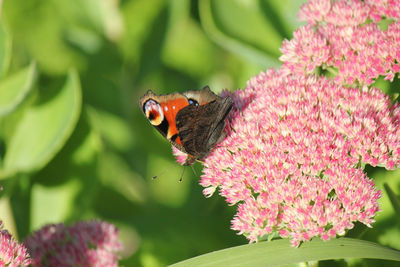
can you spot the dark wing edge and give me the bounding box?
[176,96,232,160]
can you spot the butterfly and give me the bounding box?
[140,86,232,165]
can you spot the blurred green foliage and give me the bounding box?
[0,0,399,266]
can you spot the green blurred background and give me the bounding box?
[1,0,400,266]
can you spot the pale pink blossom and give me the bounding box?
[173,146,189,166]
[174,70,400,246]
[325,0,369,26]
[24,220,122,267]
[172,0,400,247]
[300,0,400,24]
[300,0,370,26]
[282,0,400,86]
[0,221,31,267]
[365,0,400,22]
[189,70,396,246]
[280,25,329,75]
[298,0,331,24]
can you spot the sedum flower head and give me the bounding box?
[281,0,400,86]
[0,221,31,267]
[199,70,399,246]
[24,220,122,267]
[173,0,400,247]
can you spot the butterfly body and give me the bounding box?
[140,86,232,165]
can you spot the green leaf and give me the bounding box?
[0,62,37,117]
[98,152,147,204]
[120,0,166,63]
[0,21,12,79]
[199,0,281,68]
[384,183,400,216]
[169,238,400,267]
[30,178,81,231]
[31,110,103,223]
[87,106,134,152]
[3,0,87,74]
[1,70,81,177]
[161,0,217,78]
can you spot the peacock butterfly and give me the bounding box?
[139,86,233,165]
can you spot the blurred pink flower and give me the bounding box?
[281,0,400,86]
[0,221,31,267]
[199,70,399,246]
[173,146,189,166]
[24,220,122,267]
[365,0,400,21]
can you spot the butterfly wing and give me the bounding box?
[183,86,220,104]
[176,96,232,162]
[139,90,189,153]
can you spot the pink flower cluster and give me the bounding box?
[0,221,31,267]
[197,70,399,246]
[172,0,400,247]
[280,0,400,86]
[24,220,122,267]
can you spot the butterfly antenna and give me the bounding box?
[190,165,198,177]
[178,166,186,182]
[152,166,175,180]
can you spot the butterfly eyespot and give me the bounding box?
[144,99,164,126]
[188,99,199,106]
